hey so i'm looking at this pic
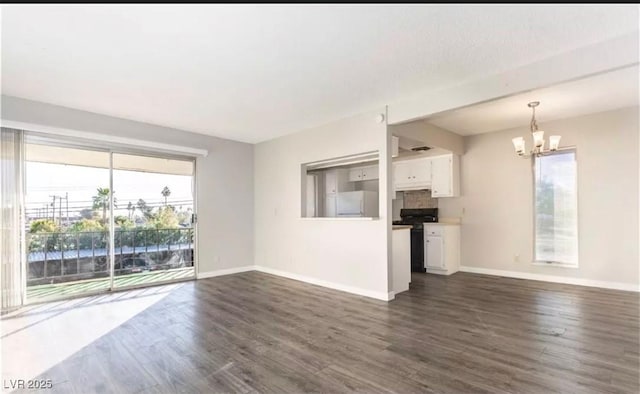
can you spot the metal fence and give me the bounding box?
[27,228,194,285]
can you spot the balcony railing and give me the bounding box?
[27,228,194,286]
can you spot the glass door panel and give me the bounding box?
[111,153,195,288]
[25,142,111,301]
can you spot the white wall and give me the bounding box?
[254,109,393,300]
[1,95,254,275]
[439,107,639,289]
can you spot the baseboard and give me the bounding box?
[254,265,394,301]
[459,266,640,292]
[197,265,255,279]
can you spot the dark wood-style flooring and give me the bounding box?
[15,271,640,393]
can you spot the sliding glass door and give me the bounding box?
[23,136,196,302]
[111,153,195,289]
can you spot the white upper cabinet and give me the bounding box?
[393,158,432,190]
[361,165,378,180]
[412,160,431,185]
[348,165,379,182]
[392,161,413,186]
[392,154,460,197]
[325,170,338,194]
[430,154,460,197]
[325,168,351,194]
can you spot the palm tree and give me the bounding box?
[137,199,152,219]
[161,186,171,206]
[92,188,111,223]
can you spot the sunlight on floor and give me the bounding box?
[26,267,194,302]
[1,283,185,386]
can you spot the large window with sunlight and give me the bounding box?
[534,149,578,266]
[24,138,196,302]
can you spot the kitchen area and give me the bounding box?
[305,158,381,219]
[391,145,461,277]
[302,127,462,298]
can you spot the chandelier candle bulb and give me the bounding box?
[533,131,545,149]
[512,137,526,155]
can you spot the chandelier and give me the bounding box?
[512,101,561,157]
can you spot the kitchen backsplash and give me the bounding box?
[403,190,438,209]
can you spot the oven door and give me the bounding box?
[410,228,426,272]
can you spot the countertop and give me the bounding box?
[427,217,461,226]
[392,225,413,230]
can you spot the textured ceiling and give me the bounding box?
[425,66,639,136]
[2,5,638,143]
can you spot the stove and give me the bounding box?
[394,208,438,228]
[393,208,438,272]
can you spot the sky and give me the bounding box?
[26,162,194,220]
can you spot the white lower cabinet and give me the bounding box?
[425,236,444,270]
[424,224,460,275]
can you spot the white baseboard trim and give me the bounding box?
[197,265,255,280]
[254,265,393,301]
[459,266,640,292]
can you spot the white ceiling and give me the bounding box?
[425,65,639,136]
[2,5,638,143]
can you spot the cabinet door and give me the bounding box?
[325,194,337,217]
[325,171,337,194]
[393,161,413,186]
[361,165,378,181]
[412,159,432,185]
[348,168,363,182]
[431,156,451,197]
[425,236,444,269]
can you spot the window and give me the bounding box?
[534,149,578,266]
[301,151,380,218]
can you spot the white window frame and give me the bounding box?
[532,148,579,268]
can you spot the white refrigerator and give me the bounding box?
[336,191,379,217]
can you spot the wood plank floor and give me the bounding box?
[12,271,640,393]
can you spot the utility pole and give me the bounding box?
[50,196,56,223]
[49,194,69,225]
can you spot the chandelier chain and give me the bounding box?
[530,105,538,133]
